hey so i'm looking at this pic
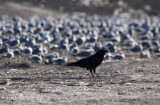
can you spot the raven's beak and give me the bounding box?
[102,48,109,52]
[105,50,110,53]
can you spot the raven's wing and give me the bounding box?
[75,53,103,69]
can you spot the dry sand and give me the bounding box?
[0,54,160,105]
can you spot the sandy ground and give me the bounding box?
[0,2,68,18]
[0,53,160,105]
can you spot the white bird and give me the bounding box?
[112,52,125,60]
[30,55,42,63]
[54,56,68,65]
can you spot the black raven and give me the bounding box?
[66,48,109,77]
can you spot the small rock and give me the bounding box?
[0,80,8,85]
[86,83,94,86]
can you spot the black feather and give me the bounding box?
[66,48,109,77]
[66,62,77,66]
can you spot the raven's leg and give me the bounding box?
[90,69,94,77]
[93,68,98,77]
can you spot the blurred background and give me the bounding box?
[0,0,160,17]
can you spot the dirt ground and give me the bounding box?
[0,53,160,105]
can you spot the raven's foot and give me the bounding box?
[91,74,95,77]
[90,74,99,78]
[95,73,99,77]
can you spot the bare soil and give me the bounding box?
[0,53,160,105]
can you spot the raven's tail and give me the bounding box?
[65,62,77,66]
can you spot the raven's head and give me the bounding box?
[101,48,110,52]
[96,48,110,54]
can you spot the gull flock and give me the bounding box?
[0,13,159,64]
